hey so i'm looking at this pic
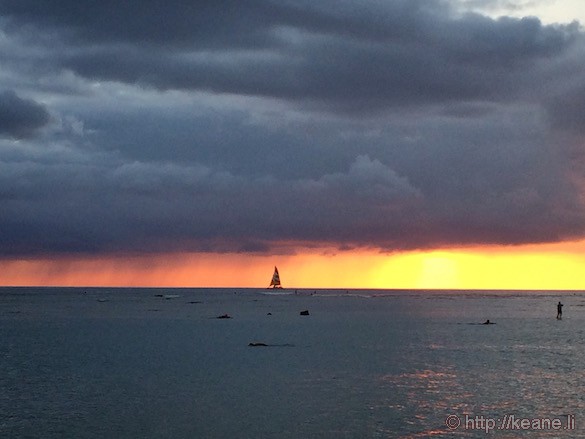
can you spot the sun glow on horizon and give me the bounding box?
[1,239,585,290]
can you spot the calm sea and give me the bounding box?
[1,287,583,438]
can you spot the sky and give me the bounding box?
[1,0,585,289]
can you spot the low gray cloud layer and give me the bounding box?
[1,0,585,257]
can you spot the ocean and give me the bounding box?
[0,287,583,438]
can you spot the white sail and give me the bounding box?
[269,266,282,288]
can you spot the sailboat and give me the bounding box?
[268,266,283,289]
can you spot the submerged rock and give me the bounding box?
[248,342,296,347]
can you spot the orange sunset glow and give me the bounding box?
[2,239,585,290]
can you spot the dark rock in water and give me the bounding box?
[249,342,296,347]
[267,312,272,315]
[216,314,232,319]
[300,310,310,316]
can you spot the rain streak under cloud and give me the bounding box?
[1,0,585,258]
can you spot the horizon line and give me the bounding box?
[1,285,583,293]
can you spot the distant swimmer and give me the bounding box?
[464,320,495,325]
[557,301,563,320]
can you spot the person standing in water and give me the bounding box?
[557,301,563,320]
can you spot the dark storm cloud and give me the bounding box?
[1,0,579,108]
[1,0,585,257]
[0,90,50,138]
[0,154,421,255]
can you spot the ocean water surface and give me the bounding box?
[1,287,583,438]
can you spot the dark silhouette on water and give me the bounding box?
[461,320,496,325]
[300,310,310,316]
[557,301,563,320]
[248,342,295,347]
